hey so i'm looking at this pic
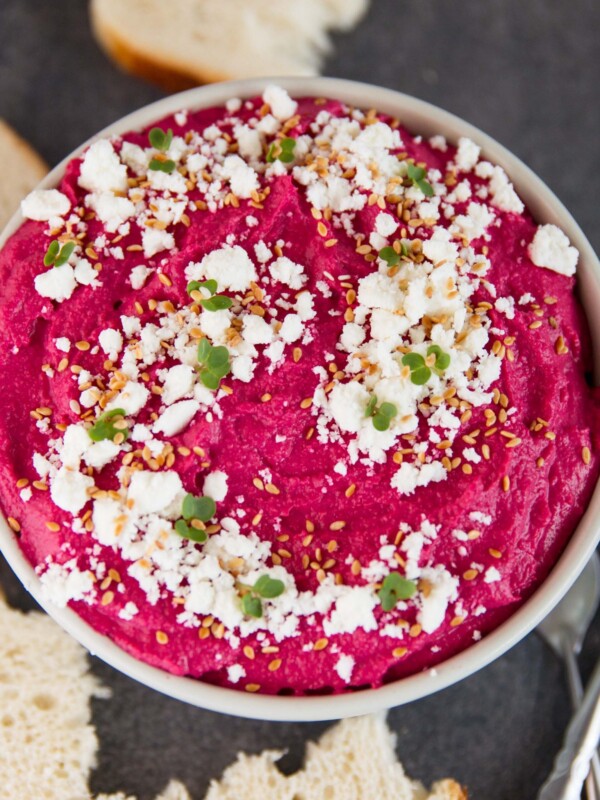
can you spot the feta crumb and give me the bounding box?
[455,137,481,172]
[78,139,128,194]
[98,328,123,361]
[130,264,153,289]
[153,399,200,436]
[334,654,355,683]
[529,224,578,277]
[203,470,229,502]
[34,264,77,303]
[21,189,71,221]
[262,85,298,121]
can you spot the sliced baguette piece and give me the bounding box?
[0,120,47,232]
[90,0,369,91]
[96,780,191,800]
[205,713,467,800]
[0,596,105,800]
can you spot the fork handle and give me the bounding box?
[564,647,600,799]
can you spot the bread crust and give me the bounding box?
[0,120,47,230]
[91,4,231,90]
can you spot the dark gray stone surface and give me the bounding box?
[0,1,598,797]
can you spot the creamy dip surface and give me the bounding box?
[0,86,598,695]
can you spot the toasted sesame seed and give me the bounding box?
[450,616,465,627]
[265,482,280,495]
[300,396,313,409]
[260,393,272,403]
[7,517,20,532]
[345,483,356,498]
[245,683,261,693]
[463,569,478,581]
[462,463,473,475]
[101,591,114,606]
[306,520,315,533]
[317,221,328,237]
[409,624,422,638]
[45,521,60,532]
[329,520,346,531]
[528,320,543,329]
[32,481,48,491]
[268,659,282,672]
[198,627,210,640]
[393,647,408,658]
[16,478,29,489]
[57,357,69,372]
[582,446,592,465]
[75,340,90,351]
[313,638,329,651]
[505,437,522,448]
[252,477,265,491]
[489,548,503,559]
[501,475,510,492]
[243,645,255,660]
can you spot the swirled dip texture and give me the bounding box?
[0,87,598,695]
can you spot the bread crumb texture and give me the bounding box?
[204,714,467,800]
[0,596,103,800]
[90,0,369,89]
[0,593,464,799]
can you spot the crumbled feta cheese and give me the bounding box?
[34,264,77,303]
[203,470,229,502]
[529,224,578,276]
[21,189,71,221]
[262,85,298,121]
[153,399,200,436]
[78,139,128,194]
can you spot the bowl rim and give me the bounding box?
[1,75,599,721]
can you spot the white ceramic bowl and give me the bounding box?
[1,77,599,721]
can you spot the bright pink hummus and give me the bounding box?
[0,88,598,695]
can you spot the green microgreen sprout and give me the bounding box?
[240,574,285,618]
[148,127,173,152]
[406,163,434,197]
[196,338,231,391]
[364,394,398,432]
[378,246,400,267]
[266,137,297,163]
[173,492,217,544]
[187,279,233,312]
[402,345,451,385]
[148,157,176,174]
[88,408,129,443]
[378,572,417,612]
[43,240,75,268]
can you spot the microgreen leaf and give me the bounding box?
[173,518,207,543]
[206,345,230,374]
[417,179,434,197]
[54,241,75,267]
[426,344,451,372]
[365,395,397,431]
[148,127,173,152]
[379,402,397,419]
[88,408,129,443]
[187,279,218,298]
[242,594,263,618]
[201,295,233,312]
[149,157,176,174]
[43,240,60,267]
[378,246,400,267]
[406,162,434,197]
[200,371,221,390]
[364,394,378,418]
[402,352,432,385]
[266,137,296,163]
[197,339,231,390]
[378,573,417,612]
[254,574,285,599]
[182,493,216,523]
[43,239,75,268]
[197,338,212,363]
[407,164,426,182]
